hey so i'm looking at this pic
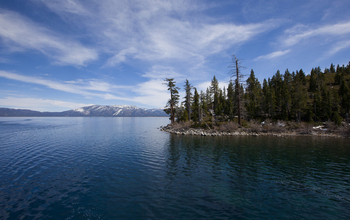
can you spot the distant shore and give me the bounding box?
[160,122,350,138]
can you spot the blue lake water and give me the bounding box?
[0,117,350,219]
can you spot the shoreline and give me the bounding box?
[160,124,348,138]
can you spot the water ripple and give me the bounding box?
[1,118,350,219]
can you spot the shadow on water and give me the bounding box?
[163,134,350,219]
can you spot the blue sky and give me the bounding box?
[0,0,350,112]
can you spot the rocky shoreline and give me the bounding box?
[160,124,347,138]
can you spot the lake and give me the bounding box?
[0,117,350,219]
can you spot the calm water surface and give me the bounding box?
[0,117,350,219]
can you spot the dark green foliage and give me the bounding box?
[215,89,225,116]
[291,70,308,122]
[166,60,350,126]
[330,63,335,73]
[321,85,332,120]
[335,72,342,85]
[226,81,235,118]
[192,88,200,122]
[205,88,211,108]
[183,79,192,121]
[271,70,285,119]
[297,69,307,85]
[245,69,261,119]
[210,76,219,113]
[333,111,342,126]
[309,68,317,92]
[182,108,188,122]
[262,78,275,118]
[282,69,292,120]
[339,79,350,115]
[164,78,180,124]
[200,90,207,114]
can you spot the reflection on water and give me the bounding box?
[0,117,349,219]
[164,135,350,219]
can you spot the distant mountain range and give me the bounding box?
[0,105,168,117]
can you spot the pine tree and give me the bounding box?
[215,89,225,117]
[330,63,335,73]
[164,61,350,127]
[200,90,207,115]
[310,67,325,121]
[176,105,184,122]
[210,76,219,113]
[320,85,332,120]
[221,87,227,117]
[298,69,307,85]
[192,88,200,122]
[282,69,292,120]
[214,90,220,115]
[269,78,276,118]
[315,67,324,90]
[271,70,283,119]
[336,64,341,73]
[182,108,188,122]
[164,78,180,124]
[291,70,307,122]
[205,88,211,104]
[331,85,340,120]
[245,69,261,119]
[183,79,192,121]
[210,76,219,94]
[262,78,275,118]
[309,68,317,92]
[226,80,235,118]
[324,67,330,74]
[313,89,322,122]
[339,79,350,116]
[333,111,342,125]
[334,72,342,85]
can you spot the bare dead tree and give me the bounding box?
[228,55,246,126]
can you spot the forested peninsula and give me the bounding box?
[162,56,350,138]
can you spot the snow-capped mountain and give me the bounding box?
[0,105,167,117]
[68,105,166,117]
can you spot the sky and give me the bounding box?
[0,0,350,112]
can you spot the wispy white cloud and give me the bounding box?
[0,70,129,100]
[0,9,97,66]
[282,21,350,47]
[0,97,92,112]
[35,0,90,16]
[0,57,13,63]
[142,65,183,79]
[124,18,277,66]
[105,47,138,67]
[64,78,130,92]
[254,50,291,61]
[6,0,349,111]
[314,39,350,63]
[0,70,95,96]
[328,40,350,56]
[35,0,279,67]
[0,69,178,108]
[132,79,169,108]
[321,0,350,22]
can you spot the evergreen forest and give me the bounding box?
[164,60,350,127]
